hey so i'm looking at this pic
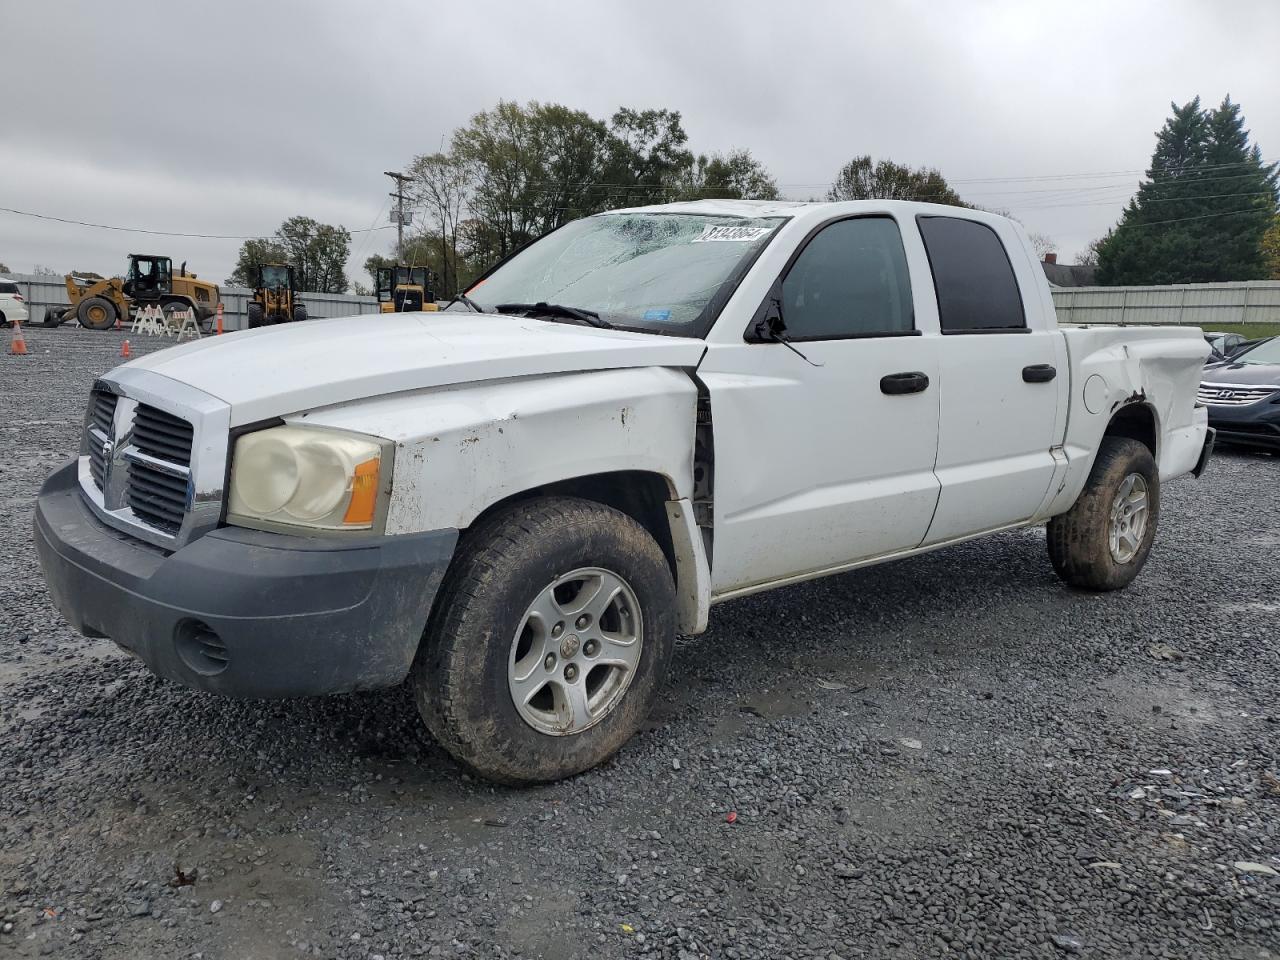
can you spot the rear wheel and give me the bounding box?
[293,303,308,323]
[77,296,117,330]
[1047,437,1159,591]
[246,302,265,328]
[414,497,677,784]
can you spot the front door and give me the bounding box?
[700,215,943,596]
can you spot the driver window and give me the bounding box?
[780,217,914,339]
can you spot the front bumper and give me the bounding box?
[34,461,457,698]
[1206,404,1280,451]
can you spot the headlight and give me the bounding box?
[227,425,391,532]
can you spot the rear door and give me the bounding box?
[916,215,1068,544]
[700,214,942,595]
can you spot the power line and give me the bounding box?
[1017,190,1278,211]
[0,205,396,240]
[1111,207,1276,230]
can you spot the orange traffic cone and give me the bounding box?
[121,339,131,359]
[8,319,27,355]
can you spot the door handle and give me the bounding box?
[1022,364,1057,383]
[880,371,930,395]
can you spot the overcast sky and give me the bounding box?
[2,0,1277,285]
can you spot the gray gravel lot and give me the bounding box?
[2,324,1278,960]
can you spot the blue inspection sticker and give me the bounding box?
[643,309,673,322]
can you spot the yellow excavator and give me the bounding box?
[48,254,221,331]
[376,265,438,312]
[247,263,307,327]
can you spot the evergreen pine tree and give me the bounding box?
[1096,97,1278,284]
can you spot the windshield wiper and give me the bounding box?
[495,301,614,329]
[443,292,485,313]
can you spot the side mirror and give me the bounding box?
[746,280,784,342]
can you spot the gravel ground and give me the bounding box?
[2,324,1278,960]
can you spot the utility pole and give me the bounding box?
[384,170,412,257]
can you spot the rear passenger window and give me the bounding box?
[779,217,914,339]
[0,282,17,294]
[917,216,1026,332]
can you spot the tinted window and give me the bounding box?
[917,216,1026,332]
[0,282,18,294]
[779,217,914,339]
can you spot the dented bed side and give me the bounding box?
[1040,325,1211,517]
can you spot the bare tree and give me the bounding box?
[409,152,472,296]
[1028,232,1058,260]
[1076,236,1106,268]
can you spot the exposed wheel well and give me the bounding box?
[1103,402,1157,458]
[465,471,678,578]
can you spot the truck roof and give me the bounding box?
[599,197,1011,226]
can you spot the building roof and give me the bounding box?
[1040,261,1097,287]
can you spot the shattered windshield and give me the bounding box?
[465,213,785,336]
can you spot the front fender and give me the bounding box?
[292,367,699,535]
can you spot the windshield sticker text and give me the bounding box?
[691,225,773,243]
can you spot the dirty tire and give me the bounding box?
[1047,436,1159,591]
[293,303,307,323]
[246,302,265,328]
[76,296,117,330]
[414,496,677,785]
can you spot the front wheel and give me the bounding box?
[77,296,117,330]
[414,497,677,784]
[292,303,307,323]
[246,302,265,328]
[1047,437,1159,591]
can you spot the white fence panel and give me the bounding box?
[0,272,379,329]
[1052,281,1280,326]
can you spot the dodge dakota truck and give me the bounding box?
[35,200,1214,783]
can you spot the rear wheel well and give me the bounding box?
[465,472,678,579]
[1103,402,1157,459]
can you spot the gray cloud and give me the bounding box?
[2,0,1277,282]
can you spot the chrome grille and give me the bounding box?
[77,371,227,551]
[124,405,193,535]
[131,404,194,465]
[87,390,118,489]
[1197,383,1279,406]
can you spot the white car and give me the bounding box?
[36,200,1213,783]
[0,278,29,327]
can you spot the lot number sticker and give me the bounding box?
[692,225,772,243]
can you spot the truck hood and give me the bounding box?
[125,312,706,426]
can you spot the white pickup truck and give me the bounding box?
[36,200,1213,783]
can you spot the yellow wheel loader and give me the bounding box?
[47,254,221,331]
[247,263,307,327]
[376,265,438,313]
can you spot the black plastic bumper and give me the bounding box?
[34,461,457,698]
[1207,405,1280,451]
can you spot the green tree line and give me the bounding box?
[227,94,1279,297]
[1094,97,1278,284]
[381,101,784,297]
